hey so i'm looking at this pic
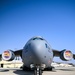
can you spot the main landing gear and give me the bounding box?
[44,66,56,71]
[22,65,43,75]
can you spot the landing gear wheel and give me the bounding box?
[39,69,42,75]
[22,66,31,71]
[34,68,42,75]
[34,69,37,75]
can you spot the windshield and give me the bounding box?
[33,38,43,40]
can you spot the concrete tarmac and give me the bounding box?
[0,67,75,75]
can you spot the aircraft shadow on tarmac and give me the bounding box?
[13,68,75,75]
[13,70,34,75]
[0,69,9,72]
[13,69,57,75]
[58,69,74,71]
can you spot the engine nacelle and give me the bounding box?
[60,50,73,61]
[2,50,15,61]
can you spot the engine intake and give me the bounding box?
[2,50,15,61]
[60,50,73,61]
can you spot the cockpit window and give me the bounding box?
[33,38,43,40]
[45,43,47,48]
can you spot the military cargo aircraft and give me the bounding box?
[0,36,75,75]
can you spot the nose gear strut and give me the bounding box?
[34,66,42,75]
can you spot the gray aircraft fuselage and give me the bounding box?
[22,36,53,69]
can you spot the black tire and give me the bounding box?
[39,69,42,75]
[22,66,31,71]
[34,69,37,75]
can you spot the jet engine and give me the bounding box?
[60,50,73,61]
[2,50,15,61]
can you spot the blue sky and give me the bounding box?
[0,0,75,63]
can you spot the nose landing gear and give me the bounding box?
[30,64,43,75]
[34,67,42,75]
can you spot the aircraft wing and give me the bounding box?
[53,49,75,60]
[52,49,61,56]
[0,49,23,61]
[13,49,22,56]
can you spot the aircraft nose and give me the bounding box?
[31,42,45,60]
[32,42,42,52]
